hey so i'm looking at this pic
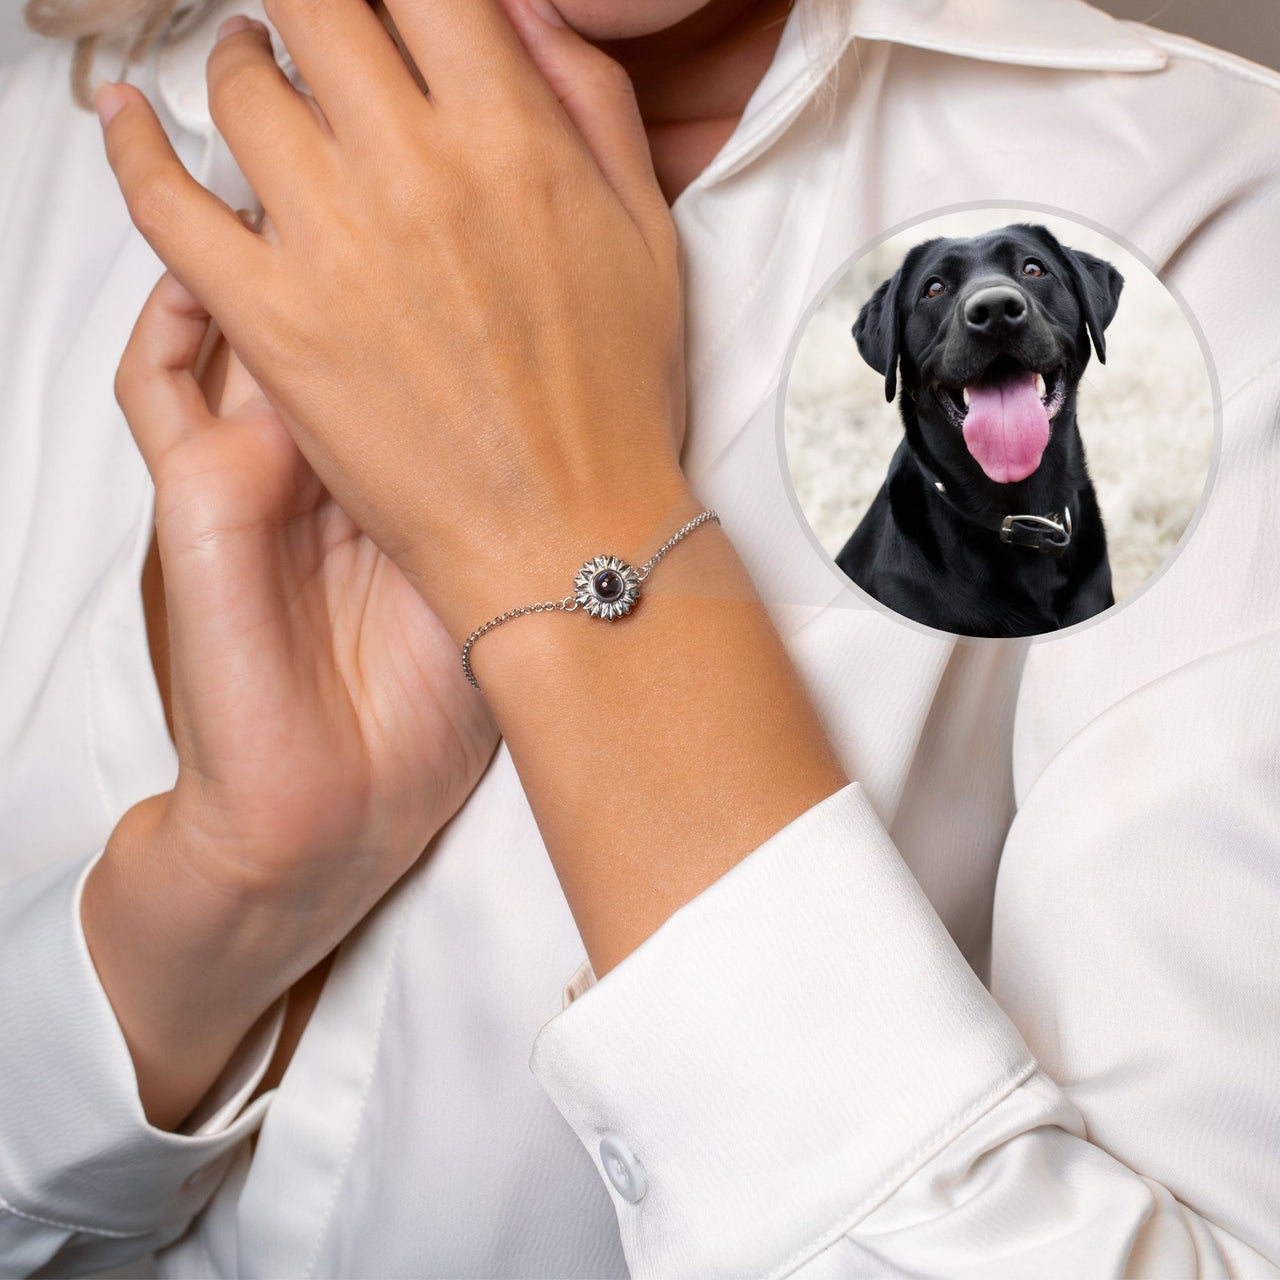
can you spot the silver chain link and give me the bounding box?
[633,509,720,581]
[461,509,720,691]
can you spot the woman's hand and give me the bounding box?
[93,0,692,647]
[93,0,848,988]
[83,238,501,1129]
[120,242,500,928]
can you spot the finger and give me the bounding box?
[380,0,555,113]
[259,0,426,144]
[94,82,273,323]
[116,268,221,473]
[495,0,672,242]
[218,213,278,417]
[205,17,334,221]
[370,2,429,98]
[191,209,282,421]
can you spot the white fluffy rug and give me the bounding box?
[783,210,1215,605]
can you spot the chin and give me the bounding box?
[551,0,715,40]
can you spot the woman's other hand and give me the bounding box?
[91,0,692,647]
[83,244,500,1130]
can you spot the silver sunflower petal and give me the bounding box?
[573,553,641,619]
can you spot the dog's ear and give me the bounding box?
[1062,248,1125,365]
[853,270,904,403]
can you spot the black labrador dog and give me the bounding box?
[835,223,1121,636]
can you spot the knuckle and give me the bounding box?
[254,279,309,363]
[208,57,276,121]
[112,359,136,414]
[570,48,635,106]
[380,174,431,224]
[513,124,560,175]
[113,347,152,420]
[262,0,320,29]
[473,127,561,197]
[468,135,522,187]
[378,152,449,223]
[650,207,680,259]
[593,53,634,96]
[128,166,182,239]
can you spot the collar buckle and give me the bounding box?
[999,508,1073,558]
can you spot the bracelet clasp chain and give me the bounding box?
[460,509,719,691]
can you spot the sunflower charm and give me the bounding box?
[573,555,642,620]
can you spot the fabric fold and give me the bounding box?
[0,848,284,1255]
[530,781,1037,1279]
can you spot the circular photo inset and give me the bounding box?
[783,208,1216,638]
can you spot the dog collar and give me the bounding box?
[994,506,1073,556]
[919,463,1074,559]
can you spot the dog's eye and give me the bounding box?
[923,278,946,299]
[1022,259,1046,278]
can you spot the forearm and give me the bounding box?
[467,481,850,978]
[81,795,308,1131]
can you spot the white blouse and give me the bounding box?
[1,1,1278,1276]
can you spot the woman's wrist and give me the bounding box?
[408,455,696,651]
[470,506,850,978]
[83,794,325,1130]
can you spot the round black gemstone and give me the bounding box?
[592,569,625,601]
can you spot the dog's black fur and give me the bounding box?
[835,223,1122,636]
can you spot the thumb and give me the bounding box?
[497,0,669,230]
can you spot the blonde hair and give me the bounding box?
[24,0,183,109]
[27,0,849,115]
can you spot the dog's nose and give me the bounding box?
[963,285,1027,337]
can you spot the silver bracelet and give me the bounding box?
[460,509,721,691]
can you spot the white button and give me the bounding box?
[599,1133,646,1203]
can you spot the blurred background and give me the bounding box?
[3,0,1279,68]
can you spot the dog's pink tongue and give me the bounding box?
[961,372,1050,484]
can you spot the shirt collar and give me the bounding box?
[698,0,1167,186]
[152,0,1167,146]
[842,0,1167,72]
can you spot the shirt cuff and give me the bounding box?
[0,846,285,1237]
[529,781,1037,1279]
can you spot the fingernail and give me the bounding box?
[92,81,127,127]
[526,0,565,26]
[216,14,265,41]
